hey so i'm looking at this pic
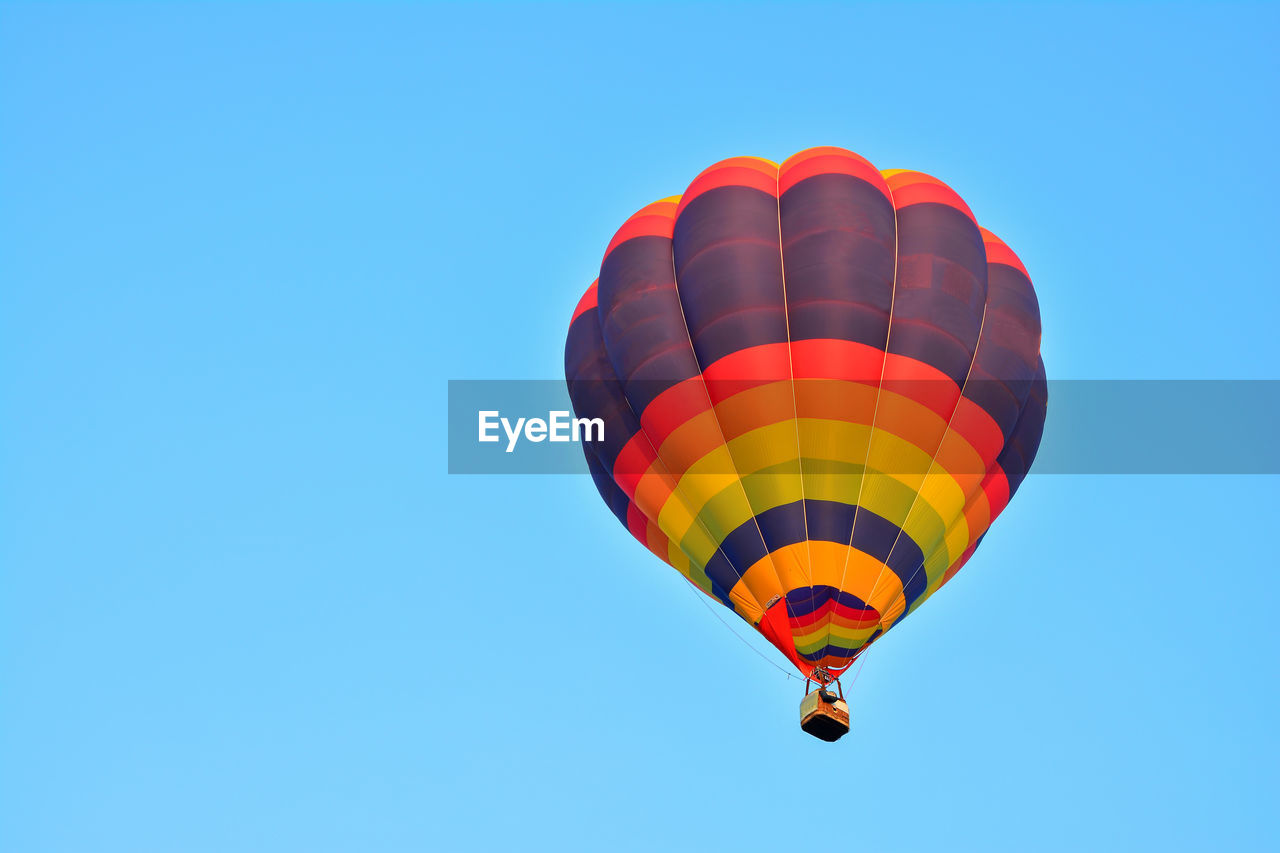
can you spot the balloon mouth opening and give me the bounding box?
[808,665,836,685]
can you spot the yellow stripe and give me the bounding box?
[645,382,998,613]
[731,542,906,628]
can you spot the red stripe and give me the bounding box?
[789,600,878,631]
[626,502,649,545]
[701,342,791,403]
[789,605,829,631]
[570,280,598,325]
[778,146,892,200]
[981,467,1011,520]
[676,158,777,219]
[885,171,976,224]
[616,340,1002,483]
[603,201,677,260]
[980,226,1031,279]
[793,338,886,383]
[758,598,810,676]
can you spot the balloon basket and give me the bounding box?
[800,685,850,742]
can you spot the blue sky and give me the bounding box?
[2,3,1277,851]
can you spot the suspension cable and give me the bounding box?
[679,576,799,681]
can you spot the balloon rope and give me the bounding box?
[775,163,817,609]
[868,253,992,644]
[826,173,900,672]
[665,218,792,615]
[847,647,871,688]
[679,575,798,681]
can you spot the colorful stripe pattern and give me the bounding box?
[564,147,1046,679]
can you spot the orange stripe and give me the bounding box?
[713,381,796,443]
[622,343,995,478]
[880,352,960,421]
[652,408,730,476]
[945,397,1007,470]
[640,379,713,450]
[613,439,658,495]
[959,492,992,550]
[633,466,677,520]
[862,390,950,465]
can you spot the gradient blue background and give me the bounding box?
[2,3,1277,851]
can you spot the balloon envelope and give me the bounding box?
[564,147,1046,679]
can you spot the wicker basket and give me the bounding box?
[799,689,850,742]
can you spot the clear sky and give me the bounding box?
[2,3,1277,851]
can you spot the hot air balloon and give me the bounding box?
[564,147,1046,741]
